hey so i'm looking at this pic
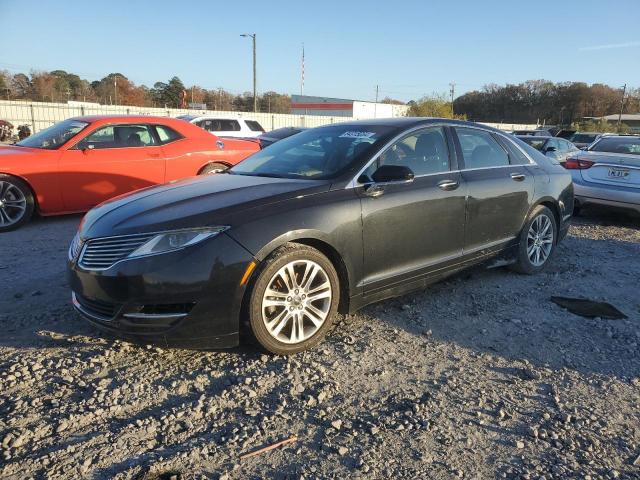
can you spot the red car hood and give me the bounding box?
[0,144,43,157]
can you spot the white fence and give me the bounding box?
[0,100,538,133]
[0,100,347,133]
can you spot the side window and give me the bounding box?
[547,139,560,151]
[496,135,531,165]
[79,124,157,149]
[455,128,510,169]
[220,120,241,131]
[155,125,183,144]
[362,127,450,179]
[245,120,264,132]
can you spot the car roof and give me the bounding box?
[320,117,509,133]
[517,135,553,140]
[72,115,185,124]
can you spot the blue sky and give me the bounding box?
[0,0,638,101]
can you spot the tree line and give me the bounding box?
[0,70,636,126]
[453,80,639,126]
[0,70,293,114]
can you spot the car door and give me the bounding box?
[452,127,534,254]
[60,123,165,211]
[358,126,466,295]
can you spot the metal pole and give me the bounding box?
[241,33,258,112]
[449,82,455,118]
[252,34,257,113]
[617,83,627,132]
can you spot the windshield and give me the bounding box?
[16,119,89,150]
[570,133,598,144]
[230,125,399,179]
[589,137,640,155]
[519,137,547,151]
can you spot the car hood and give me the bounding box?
[80,173,331,239]
[0,144,43,159]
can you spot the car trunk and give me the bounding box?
[581,152,640,189]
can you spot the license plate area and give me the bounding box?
[608,167,630,179]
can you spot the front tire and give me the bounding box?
[248,244,340,355]
[510,205,557,275]
[0,175,35,232]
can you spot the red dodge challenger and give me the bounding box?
[0,115,260,231]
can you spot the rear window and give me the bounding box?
[589,137,640,155]
[571,133,598,144]
[519,137,547,151]
[245,120,265,132]
[155,125,183,144]
[197,119,241,132]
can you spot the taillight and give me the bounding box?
[564,157,595,170]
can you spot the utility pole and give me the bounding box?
[300,43,305,96]
[617,83,627,132]
[241,33,257,112]
[449,82,456,118]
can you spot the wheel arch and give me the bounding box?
[197,160,232,175]
[528,197,561,242]
[250,230,352,315]
[0,171,39,212]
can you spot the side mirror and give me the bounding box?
[544,146,557,153]
[372,165,414,183]
[79,143,94,153]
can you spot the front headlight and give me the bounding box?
[128,227,228,258]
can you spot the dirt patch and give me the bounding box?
[1,208,639,479]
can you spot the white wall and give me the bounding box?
[0,100,347,133]
[0,100,537,133]
[352,101,409,119]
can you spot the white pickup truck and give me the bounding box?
[177,115,265,138]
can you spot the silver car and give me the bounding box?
[565,135,640,214]
[517,135,580,165]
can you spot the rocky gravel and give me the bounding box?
[1,208,639,479]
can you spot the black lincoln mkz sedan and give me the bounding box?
[68,118,573,354]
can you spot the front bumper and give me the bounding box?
[67,233,255,349]
[572,173,640,213]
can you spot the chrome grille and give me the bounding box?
[79,233,155,270]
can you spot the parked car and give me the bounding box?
[0,115,259,231]
[177,115,265,138]
[513,129,552,137]
[564,134,640,215]
[517,135,580,164]
[569,131,602,150]
[257,127,308,148]
[68,118,573,354]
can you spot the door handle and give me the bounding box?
[148,153,161,158]
[510,173,526,181]
[364,184,385,198]
[437,179,459,191]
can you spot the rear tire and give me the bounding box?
[510,205,557,275]
[199,162,229,175]
[248,244,340,355]
[0,175,35,232]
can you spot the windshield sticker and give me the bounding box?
[339,131,376,139]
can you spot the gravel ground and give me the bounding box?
[1,208,639,480]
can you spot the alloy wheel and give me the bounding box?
[527,214,553,267]
[0,180,27,227]
[261,259,332,344]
